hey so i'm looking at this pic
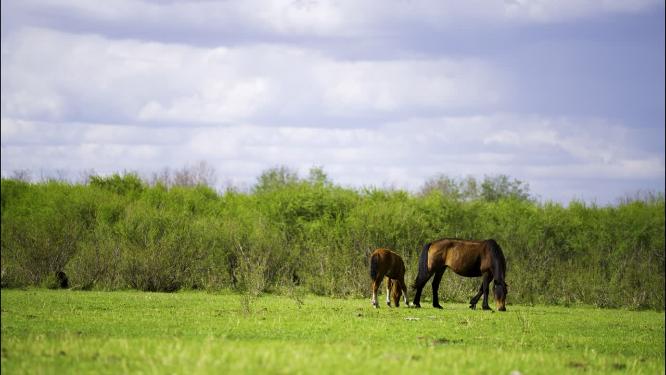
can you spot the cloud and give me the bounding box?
[501,0,663,22]
[1,1,663,204]
[3,0,662,43]
[1,28,505,125]
[313,59,502,115]
[3,114,663,201]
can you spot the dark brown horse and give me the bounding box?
[412,238,508,311]
[369,248,410,308]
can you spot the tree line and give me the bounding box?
[1,166,663,310]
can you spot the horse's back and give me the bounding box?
[429,239,492,277]
[370,248,392,265]
[370,248,405,279]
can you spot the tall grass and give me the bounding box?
[1,172,663,309]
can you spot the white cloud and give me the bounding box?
[313,59,502,114]
[2,114,663,203]
[137,77,275,123]
[502,0,663,22]
[1,28,505,125]
[3,0,662,41]
[1,0,663,204]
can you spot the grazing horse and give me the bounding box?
[412,238,508,311]
[369,248,410,308]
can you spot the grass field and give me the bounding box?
[1,289,664,374]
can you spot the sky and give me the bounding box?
[1,0,664,204]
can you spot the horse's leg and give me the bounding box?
[371,278,381,308]
[431,269,445,309]
[385,277,392,307]
[469,282,484,310]
[412,272,432,308]
[413,287,422,308]
[481,273,492,310]
[400,277,410,307]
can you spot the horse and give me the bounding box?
[369,248,410,308]
[56,271,69,289]
[412,238,508,311]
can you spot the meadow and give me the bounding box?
[1,289,664,374]
[1,169,664,373]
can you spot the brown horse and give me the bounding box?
[369,248,410,308]
[412,238,508,311]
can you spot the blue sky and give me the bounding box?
[1,0,664,204]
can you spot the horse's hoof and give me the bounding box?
[413,304,421,309]
[499,307,506,312]
[433,304,443,309]
[469,304,476,310]
[482,306,492,311]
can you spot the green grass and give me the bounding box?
[1,289,664,374]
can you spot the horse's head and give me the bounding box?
[493,281,508,311]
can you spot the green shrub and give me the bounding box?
[1,175,663,310]
[1,181,87,285]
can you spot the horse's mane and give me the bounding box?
[485,239,507,278]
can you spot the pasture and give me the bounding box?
[1,290,664,374]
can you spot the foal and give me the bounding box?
[369,248,410,308]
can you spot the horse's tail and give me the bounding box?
[369,252,379,280]
[486,239,507,281]
[412,242,431,290]
[390,278,402,306]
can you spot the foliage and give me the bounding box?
[148,161,218,188]
[1,181,93,287]
[420,174,530,202]
[88,172,145,197]
[253,165,299,193]
[1,170,664,310]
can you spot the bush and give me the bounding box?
[66,223,122,290]
[1,173,663,310]
[1,181,88,285]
